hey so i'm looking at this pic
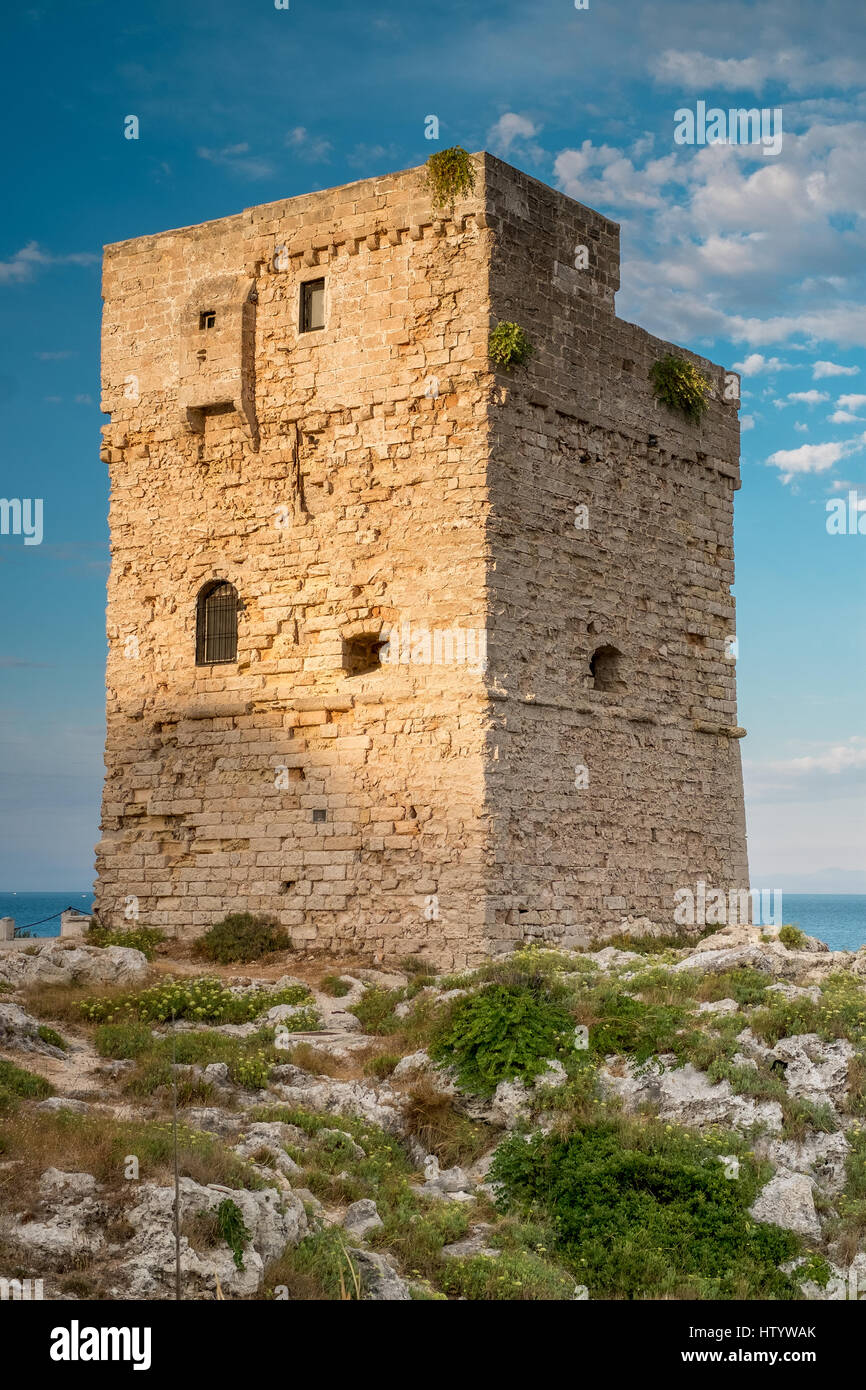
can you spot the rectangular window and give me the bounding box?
[300,279,325,332]
[199,310,216,330]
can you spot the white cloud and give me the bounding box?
[740,414,755,431]
[813,360,859,378]
[554,122,866,354]
[793,421,809,432]
[651,48,865,94]
[788,390,829,404]
[651,50,767,91]
[829,409,862,423]
[837,394,866,410]
[0,242,97,285]
[197,143,273,179]
[766,439,860,483]
[285,127,332,162]
[765,738,866,777]
[733,353,791,376]
[486,112,543,160]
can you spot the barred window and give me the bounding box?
[195,581,238,665]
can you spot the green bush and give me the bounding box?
[86,920,165,960]
[0,1058,54,1113]
[193,913,292,964]
[364,1053,401,1080]
[778,924,808,951]
[649,354,711,422]
[320,974,352,998]
[438,1249,576,1301]
[349,987,406,1035]
[37,1024,67,1050]
[488,321,532,371]
[490,1120,801,1300]
[430,983,574,1095]
[94,1021,155,1058]
[425,146,476,212]
[216,1198,251,1270]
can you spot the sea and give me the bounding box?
[1,890,865,952]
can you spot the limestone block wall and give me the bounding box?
[480,154,749,950]
[94,152,750,966]
[95,162,497,967]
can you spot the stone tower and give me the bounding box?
[94,153,749,968]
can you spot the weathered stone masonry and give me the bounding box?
[94,152,749,967]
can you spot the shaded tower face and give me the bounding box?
[94,153,748,967]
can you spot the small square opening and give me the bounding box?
[312,808,327,823]
[342,633,384,677]
[300,279,325,333]
[199,310,216,330]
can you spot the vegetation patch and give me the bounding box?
[778,924,808,951]
[430,982,574,1096]
[490,1117,801,1299]
[217,1197,251,1269]
[402,1074,492,1166]
[36,1023,67,1050]
[0,1058,53,1114]
[751,972,866,1047]
[261,1227,361,1300]
[488,321,533,371]
[425,146,476,212]
[192,913,292,964]
[79,977,314,1027]
[319,974,352,998]
[85,921,166,960]
[439,1248,575,1301]
[0,1107,261,1192]
[94,1021,155,1059]
[99,1026,288,1098]
[649,354,711,422]
[364,1052,401,1080]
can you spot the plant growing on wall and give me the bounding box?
[649,354,711,422]
[488,320,533,371]
[426,146,476,212]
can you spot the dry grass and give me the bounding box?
[181,1207,222,1254]
[400,1075,491,1167]
[0,1106,260,1207]
[284,1043,347,1078]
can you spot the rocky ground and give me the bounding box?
[1,921,865,1300]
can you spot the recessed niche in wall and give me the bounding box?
[590,645,626,692]
[343,633,385,677]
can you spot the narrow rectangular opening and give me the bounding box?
[199,310,216,330]
[300,279,325,333]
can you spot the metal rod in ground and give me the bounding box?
[172,1010,181,1300]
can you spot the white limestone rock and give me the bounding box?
[749,1171,822,1240]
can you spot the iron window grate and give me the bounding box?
[196,581,238,664]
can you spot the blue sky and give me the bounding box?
[1,0,864,889]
